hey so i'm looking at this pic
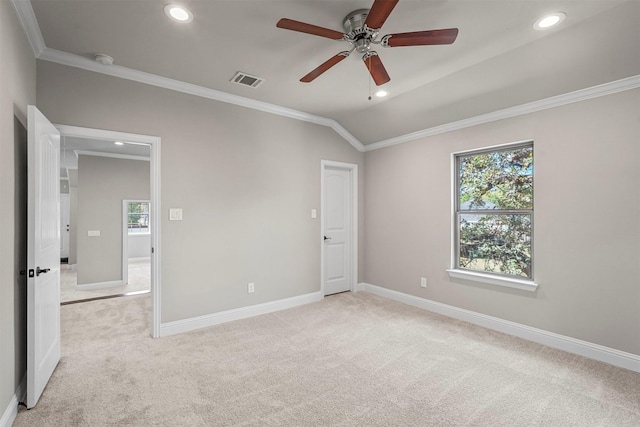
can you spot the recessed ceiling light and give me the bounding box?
[114,141,124,146]
[375,90,389,98]
[164,4,193,23]
[534,12,566,30]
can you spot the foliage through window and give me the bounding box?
[128,201,150,234]
[455,143,533,279]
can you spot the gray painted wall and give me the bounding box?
[364,89,640,355]
[128,233,151,259]
[36,61,365,322]
[0,0,36,415]
[76,155,150,285]
[69,185,78,265]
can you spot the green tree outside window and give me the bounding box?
[456,144,533,278]
[128,201,150,234]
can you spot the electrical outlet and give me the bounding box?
[420,277,427,288]
[248,282,255,294]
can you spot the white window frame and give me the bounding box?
[126,200,151,235]
[447,140,538,292]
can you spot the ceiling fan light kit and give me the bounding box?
[276,0,459,86]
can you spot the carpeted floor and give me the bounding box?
[60,259,150,303]
[14,292,640,426]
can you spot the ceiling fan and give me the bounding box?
[276,0,459,86]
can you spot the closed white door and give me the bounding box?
[322,165,354,295]
[27,105,61,408]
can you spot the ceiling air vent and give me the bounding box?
[230,71,264,88]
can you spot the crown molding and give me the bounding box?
[11,0,45,56]
[12,0,637,155]
[39,47,365,152]
[10,0,365,152]
[364,74,640,152]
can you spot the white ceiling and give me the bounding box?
[25,0,640,145]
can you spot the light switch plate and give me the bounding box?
[169,208,183,221]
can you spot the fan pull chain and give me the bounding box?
[367,58,372,101]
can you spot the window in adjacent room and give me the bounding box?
[127,201,150,234]
[454,142,533,280]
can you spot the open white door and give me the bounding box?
[26,105,61,408]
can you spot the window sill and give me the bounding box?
[446,269,538,292]
[128,233,151,237]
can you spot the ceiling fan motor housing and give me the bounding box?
[343,9,379,53]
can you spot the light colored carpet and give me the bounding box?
[60,259,150,303]
[14,292,640,426]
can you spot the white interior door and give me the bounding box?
[27,105,61,408]
[322,164,355,295]
[60,193,70,259]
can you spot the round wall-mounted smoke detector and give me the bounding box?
[94,54,114,65]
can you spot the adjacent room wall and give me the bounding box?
[76,155,150,285]
[128,233,151,259]
[68,176,78,265]
[0,0,36,418]
[364,89,640,356]
[37,61,365,322]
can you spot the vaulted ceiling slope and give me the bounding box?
[16,1,640,148]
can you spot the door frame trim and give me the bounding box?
[55,124,162,338]
[60,193,70,259]
[320,160,358,296]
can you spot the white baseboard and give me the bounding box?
[76,280,123,291]
[160,291,324,337]
[1,375,25,427]
[358,283,640,373]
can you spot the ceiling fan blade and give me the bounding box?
[363,52,390,86]
[277,18,345,40]
[300,52,350,83]
[364,0,400,29]
[382,28,459,47]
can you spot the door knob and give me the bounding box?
[324,235,331,241]
[36,267,50,276]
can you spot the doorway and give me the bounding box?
[122,199,151,291]
[56,124,162,338]
[321,161,358,296]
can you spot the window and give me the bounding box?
[127,201,150,234]
[453,142,533,281]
